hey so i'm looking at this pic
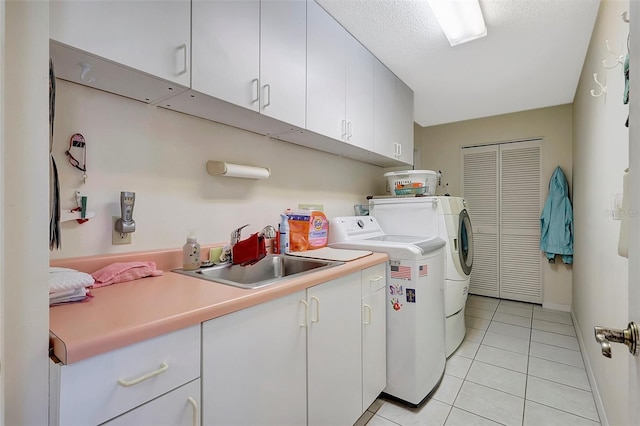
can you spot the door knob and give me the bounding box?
[594,322,639,358]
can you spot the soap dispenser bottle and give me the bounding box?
[279,214,290,254]
[183,236,201,270]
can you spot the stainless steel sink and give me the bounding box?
[172,254,344,289]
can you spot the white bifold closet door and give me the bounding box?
[462,139,543,304]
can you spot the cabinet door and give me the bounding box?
[373,59,397,159]
[395,78,415,165]
[50,0,190,87]
[306,0,347,140]
[103,380,200,426]
[361,264,387,411]
[202,291,307,426]
[192,0,260,110]
[307,273,362,426]
[260,0,307,128]
[345,34,374,151]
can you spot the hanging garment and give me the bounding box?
[540,166,574,264]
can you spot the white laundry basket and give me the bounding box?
[384,170,439,196]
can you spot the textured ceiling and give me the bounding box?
[316,0,601,127]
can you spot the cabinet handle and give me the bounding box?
[341,120,347,139]
[347,121,353,140]
[188,396,199,426]
[370,276,384,283]
[177,44,188,76]
[299,300,309,327]
[363,304,372,325]
[263,84,271,108]
[397,143,402,157]
[311,296,320,323]
[251,79,259,104]
[117,362,169,387]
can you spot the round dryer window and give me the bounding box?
[459,209,473,275]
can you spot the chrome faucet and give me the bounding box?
[260,225,277,239]
[230,224,250,246]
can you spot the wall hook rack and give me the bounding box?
[602,40,625,69]
[590,73,607,98]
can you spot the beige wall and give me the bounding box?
[416,104,574,309]
[50,80,387,259]
[573,1,630,425]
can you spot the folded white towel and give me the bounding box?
[49,267,95,293]
[49,287,88,306]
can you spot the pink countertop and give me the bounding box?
[49,248,388,365]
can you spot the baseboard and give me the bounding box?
[542,301,571,312]
[571,310,608,426]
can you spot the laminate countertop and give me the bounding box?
[49,247,388,364]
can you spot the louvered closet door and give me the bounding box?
[499,141,542,303]
[462,140,543,303]
[462,145,499,298]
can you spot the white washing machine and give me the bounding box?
[328,216,446,407]
[369,196,474,357]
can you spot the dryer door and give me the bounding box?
[458,209,473,275]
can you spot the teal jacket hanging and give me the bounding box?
[540,166,573,264]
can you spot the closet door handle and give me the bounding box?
[117,362,169,387]
[177,44,188,76]
[187,396,199,426]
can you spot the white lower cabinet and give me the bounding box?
[307,273,363,426]
[201,290,308,426]
[361,263,387,412]
[202,267,387,426]
[103,379,200,426]
[49,325,201,426]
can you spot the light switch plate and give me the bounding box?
[112,216,132,245]
[298,203,324,212]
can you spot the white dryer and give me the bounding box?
[369,196,474,357]
[328,216,446,407]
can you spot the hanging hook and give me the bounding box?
[79,62,95,83]
[622,11,630,23]
[602,40,625,69]
[590,73,607,98]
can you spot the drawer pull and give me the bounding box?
[117,362,169,387]
[188,396,199,426]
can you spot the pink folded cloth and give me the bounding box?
[91,261,163,288]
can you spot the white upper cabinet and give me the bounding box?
[373,58,414,164]
[191,0,306,128]
[307,0,375,150]
[306,0,347,141]
[373,59,397,159]
[191,0,260,110]
[260,0,307,128]
[50,0,191,87]
[395,78,415,164]
[345,33,374,151]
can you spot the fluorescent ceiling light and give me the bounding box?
[427,0,487,46]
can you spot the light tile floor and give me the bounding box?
[357,295,600,426]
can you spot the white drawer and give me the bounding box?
[102,379,200,426]
[54,324,200,426]
[362,263,386,294]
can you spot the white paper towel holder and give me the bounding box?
[206,160,271,179]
